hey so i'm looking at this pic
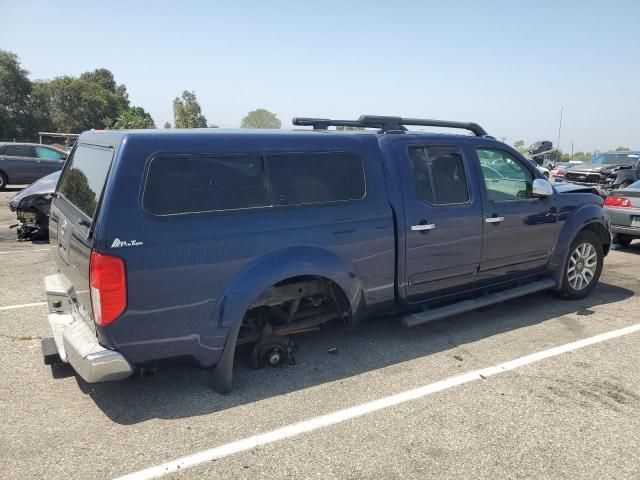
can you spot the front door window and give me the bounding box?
[477,149,533,201]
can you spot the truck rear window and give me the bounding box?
[267,153,365,206]
[57,144,114,218]
[143,152,366,215]
[144,155,270,215]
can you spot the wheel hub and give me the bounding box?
[251,335,294,369]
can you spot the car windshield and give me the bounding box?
[591,153,638,165]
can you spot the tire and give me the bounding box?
[613,234,633,247]
[554,230,604,300]
[0,171,7,191]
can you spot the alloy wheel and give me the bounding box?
[567,242,597,290]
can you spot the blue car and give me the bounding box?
[41,116,611,393]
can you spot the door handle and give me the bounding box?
[485,216,505,223]
[411,223,436,231]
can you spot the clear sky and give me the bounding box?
[1,0,638,152]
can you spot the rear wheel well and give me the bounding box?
[238,275,351,346]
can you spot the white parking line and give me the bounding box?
[0,248,50,255]
[114,322,640,480]
[0,302,47,312]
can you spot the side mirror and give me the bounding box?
[532,178,553,197]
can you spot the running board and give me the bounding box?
[401,278,556,328]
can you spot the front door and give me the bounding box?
[395,140,483,303]
[475,147,559,276]
[34,146,66,177]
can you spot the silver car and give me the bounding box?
[0,142,67,190]
[604,179,640,246]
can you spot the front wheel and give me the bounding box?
[0,171,7,191]
[554,230,604,299]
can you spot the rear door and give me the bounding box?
[50,143,115,327]
[395,139,483,302]
[1,144,38,183]
[475,147,559,276]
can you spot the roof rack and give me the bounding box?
[292,115,489,137]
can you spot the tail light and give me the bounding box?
[90,251,127,326]
[604,196,632,208]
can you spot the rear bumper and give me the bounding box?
[611,224,640,237]
[44,273,133,383]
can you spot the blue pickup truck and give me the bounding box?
[41,116,611,393]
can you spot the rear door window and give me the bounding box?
[4,145,34,157]
[266,152,365,206]
[144,155,270,215]
[57,144,114,218]
[407,146,469,205]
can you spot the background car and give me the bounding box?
[549,161,583,183]
[565,152,640,188]
[604,179,640,247]
[0,142,67,190]
[525,158,549,177]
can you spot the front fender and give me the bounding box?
[207,246,364,393]
[612,169,638,186]
[548,203,610,288]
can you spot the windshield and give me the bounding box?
[591,153,638,165]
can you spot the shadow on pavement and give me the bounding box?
[76,281,634,425]
[612,242,640,255]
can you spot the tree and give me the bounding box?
[164,121,171,129]
[173,91,207,128]
[80,69,117,92]
[40,68,132,133]
[513,140,528,154]
[0,51,153,137]
[25,80,53,135]
[615,146,630,151]
[0,50,33,139]
[240,108,281,129]
[111,106,155,129]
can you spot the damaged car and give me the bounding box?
[565,152,640,190]
[8,171,60,240]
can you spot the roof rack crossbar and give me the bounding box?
[292,115,488,136]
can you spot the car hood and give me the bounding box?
[554,183,602,196]
[8,171,60,209]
